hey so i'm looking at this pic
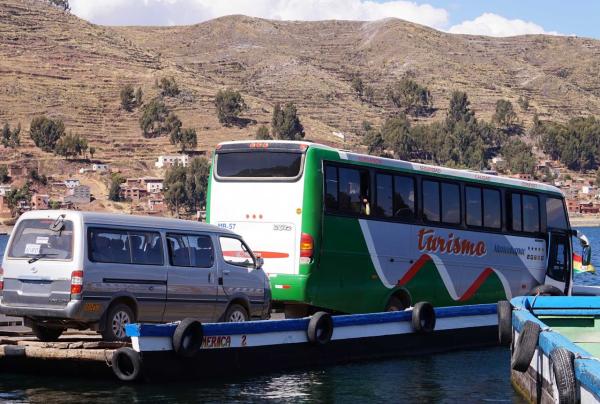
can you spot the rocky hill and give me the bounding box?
[2,0,600,175]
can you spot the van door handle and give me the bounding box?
[223,270,231,275]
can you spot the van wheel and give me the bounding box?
[102,303,134,341]
[32,323,64,342]
[225,304,249,322]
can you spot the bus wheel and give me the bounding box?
[385,296,405,312]
[529,285,564,296]
[411,302,436,333]
[307,312,334,345]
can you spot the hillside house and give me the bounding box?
[148,195,166,212]
[142,177,164,194]
[64,179,80,189]
[0,184,12,196]
[120,186,147,201]
[513,173,533,181]
[92,163,109,172]
[64,185,91,204]
[155,155,189,168]
[31,194,49,210]
[8,165,24,178]
[566,199,579,213]
[126,178,141,187]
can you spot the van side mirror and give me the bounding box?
[255,257,264,270]
[583,245,592,267]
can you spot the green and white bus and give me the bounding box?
[207,141,590,316]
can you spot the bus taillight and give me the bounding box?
[300,233,314,260]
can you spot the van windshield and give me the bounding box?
[8,219,74,260]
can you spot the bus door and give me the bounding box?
[544,230,571,295]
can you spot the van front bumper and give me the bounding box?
[0,299,89,321]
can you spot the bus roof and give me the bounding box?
[216,140,563,196]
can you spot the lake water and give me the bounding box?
[1,228,599,402]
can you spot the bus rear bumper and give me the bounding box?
[269,273,308,302]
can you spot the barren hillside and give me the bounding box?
[2,0,600,175]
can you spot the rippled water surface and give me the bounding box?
[1,228,599,402]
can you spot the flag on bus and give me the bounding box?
[574,253,596,274]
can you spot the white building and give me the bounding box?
[155,155,189,169]
[92,163,109,172]
[64,185,91,204]
[143,178,164,194]
[64,179,80,189]
[0,184,12,196]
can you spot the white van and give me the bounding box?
[0,211,270,341]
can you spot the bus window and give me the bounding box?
[394,175,415,220]
[523,195,540,233]
[483,189,501,229]
[423,180,440,222]
[338,167,369,215]
[375,174,393,217]
[216,152,303,178]
[441,182,460,224]
[511,194,522,232]
[546,197,568,230]
[466,186,482,227]
[325,166,338,210]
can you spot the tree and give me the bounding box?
[501,138,537,175]
[165,112,182,139]
[30,116,65,152]
[214,89,247,126]
[361,121,385,156]
[120,84,136,112]
[108,174,125,202]
[380,115,413,160]
[446,91,474,129]
[6,184,31,216]
[158,77,180,97]
[185,157,210,212]
[163,165,187,217]
[1,123,20,148]
[255,125,272,140]
[89,146,96,159]
[351,75,364,98]
[135,87,143,107]
[171,128,197,153]
[139,98,170,137]
[271,103,304,140]
[29,168,48,185]
[387,78,433,117]
[0,165,8,184]
[518,96,530,112]
[55,133,88,160]
[493,99,518,132]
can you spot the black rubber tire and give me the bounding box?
[497,300,513,346]
[385,296,405,312]
[31,323,64,342]
[224,304,249,322]
[101,303,135,341]
[172,318,204,358]
[111,347,143,382]
[511,320,541,372]
[307,311,334,345]
[412,301,436,333]
[529,284,564,296]
[550,348,577,404]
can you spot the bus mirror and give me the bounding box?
[256,257,264,270]
[583,246,592,267]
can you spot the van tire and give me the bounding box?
[225,304,249,322]
[31,323,64,342]
[307,311,334,345]
[550,348,577,404]
[102,303,134,341]
[111,347,143,382]
[529,285,564,296]
[172,318,204,358]
[411,302,436,333]
[511,320,541,372]
[497,300,512,346]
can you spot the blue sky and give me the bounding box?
[69,0,600,39]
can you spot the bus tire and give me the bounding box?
[385,296,405,312]
[411,302,435,333]
[550,348,577,404]
[172,318,204,358]
[529,285,564,296]
[112,347,142,382]
[511,320,541,372]
[497,300,512,346]
[307,311,334,345]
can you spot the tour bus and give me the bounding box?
[208,141,591,317]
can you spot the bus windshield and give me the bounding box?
[216,151,303,179]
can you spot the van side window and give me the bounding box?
[89,228,163,265]
[220,237,255,268]
[167,233,214,268]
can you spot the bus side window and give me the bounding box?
[466,186,482,227]
[511,193,522,232]
[394,176,415,220]
[523,195,540,233]
[483,189,501,229]
[338,167,369,215]
[441,182,460,225]
[375,173,393,217]
[324,166,338,211]
[422,180,440,222]
[546,197,568,230]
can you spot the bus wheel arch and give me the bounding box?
[385,289,411,312]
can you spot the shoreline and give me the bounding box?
[569,216,600,227]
